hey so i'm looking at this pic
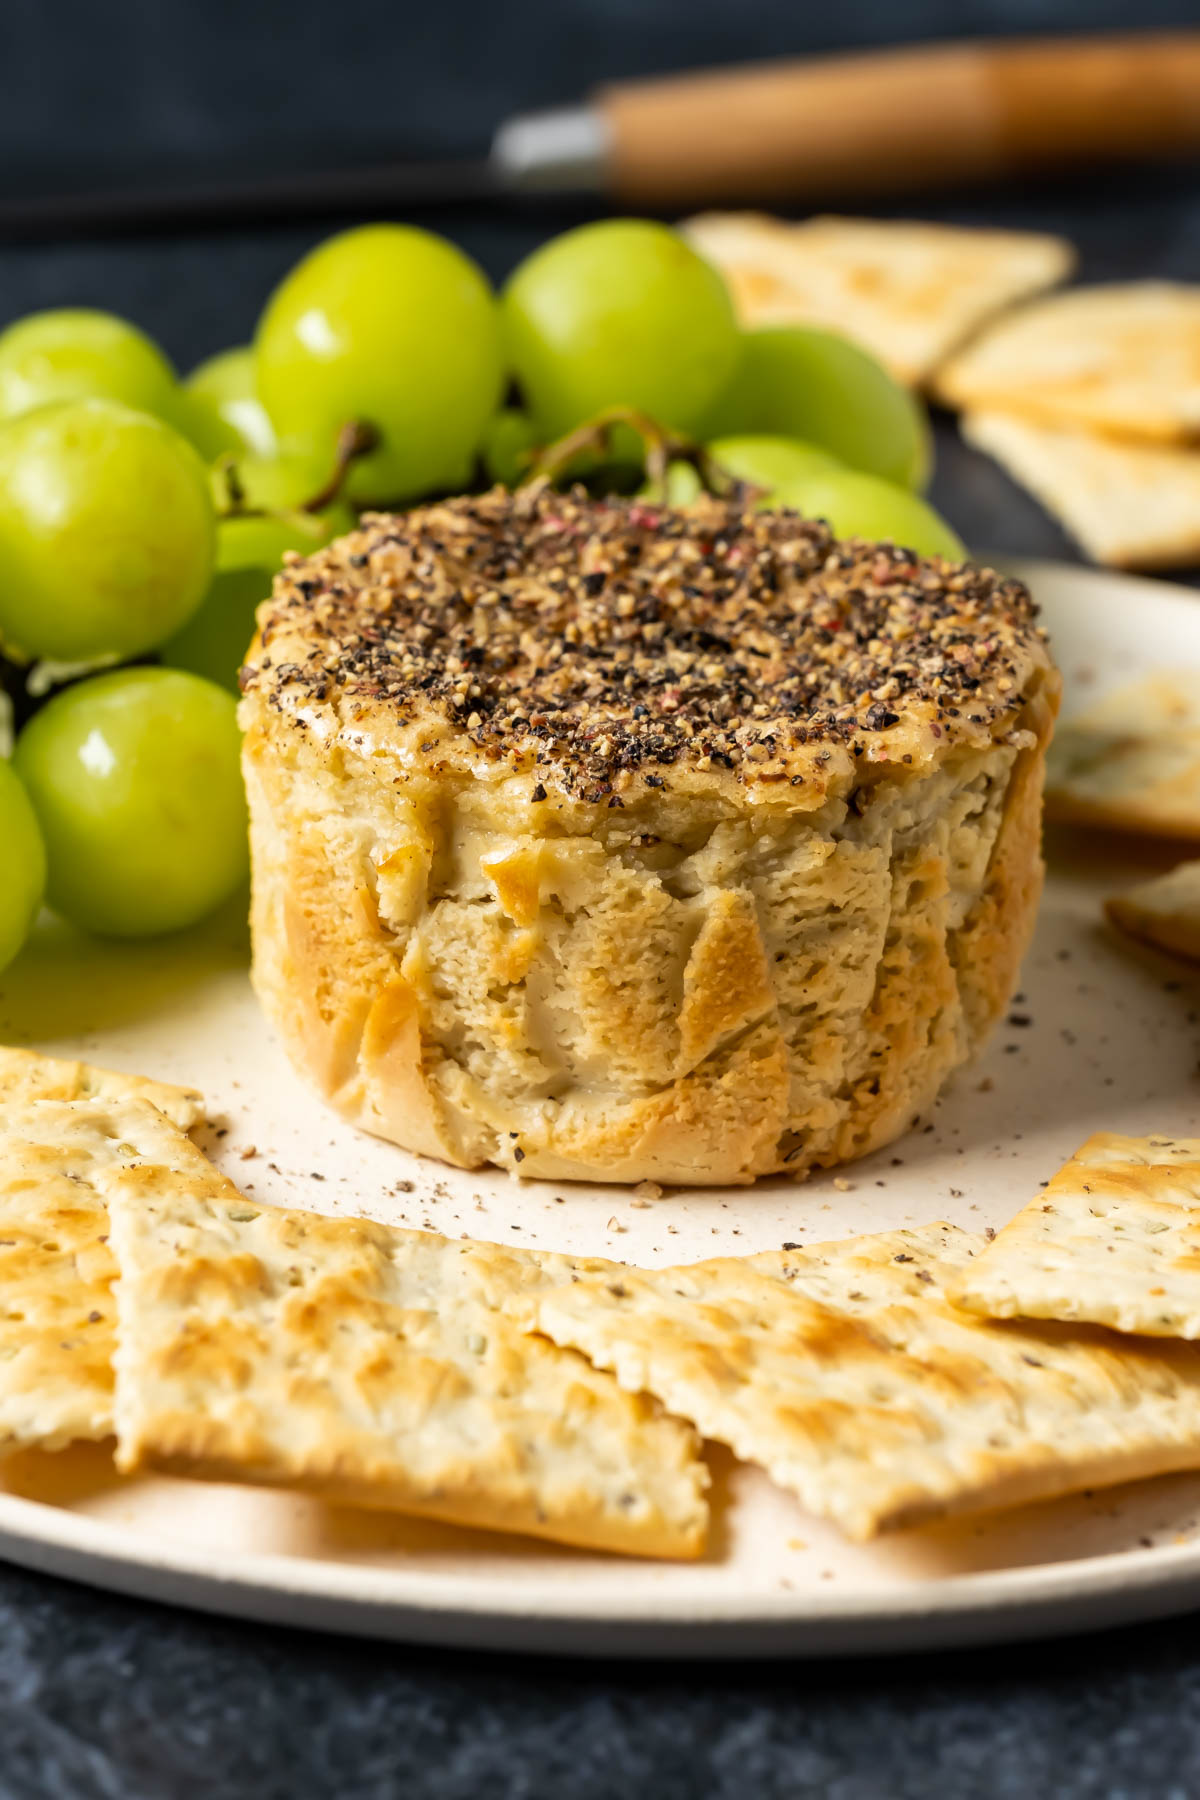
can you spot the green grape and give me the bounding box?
[15,668,248,938]
[0,399,215,663]
[178,346,276,462]
[640,439,840,510]
[0,757,45,972]
[177,447,356,692]
[216,502,356,571]
[255,224,504,503]
[707,434,842,496]
[660,461,704,505]
[0,309,179,423]
[160,566,272,695]
[483,408,540,487]
[788,468,965,560]
[702,328,930,491]
[503,220,740,439]
[162,502,354,693]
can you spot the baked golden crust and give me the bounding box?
[108,1175,708,1558]
[240,488,1058,1184]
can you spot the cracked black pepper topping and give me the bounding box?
[242,481,1048,801]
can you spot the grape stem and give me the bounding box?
[214,455,248,515]
[214,420,381,522]
[526,407,760,504]
[300,421,380,513]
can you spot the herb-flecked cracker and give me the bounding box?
[533,1222,1200,1539]
[936,282,1200,441]
[1046,675,1200,841]
[962,413,1200,570]
[0,1046,204,1131]
[948,1134,1200,1339]
[107,1176,708,1559]
[682,213,1073,387]
[1072,1133,1200,1168]
[0,1094,220,1454]
[1107,861,1200,963]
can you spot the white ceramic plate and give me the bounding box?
[2,557,1200,1659]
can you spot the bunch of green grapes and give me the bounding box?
[0,216,967,966]
[0,315,254,956]
[494,219,958,553]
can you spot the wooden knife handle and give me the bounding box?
[596,33,1200,206]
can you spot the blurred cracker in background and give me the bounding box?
[682,212,1074,387]
[963,412,1200,570]
[935,282,1200,440]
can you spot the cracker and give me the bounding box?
[962,413,1200,569]
[0,1045,204,1131]
[534,1222,1200,1539]
[106,1173,707,1559]
[0,1095,204,1454]
[1074,1133,1200,1168]
[1045,675,1200,840]
[936,282,1200,441]
[682,213,1073,387]
[948,1134,1200,1338]
[1107,861,1200,963]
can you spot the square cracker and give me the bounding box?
[0,1094,216,1454]
[106,1163,707,1559]
[948,1134,1200,1339]
[1107,861,1200,963]
[1071,1133,1200,1168]
[1045,674,1200,841]
[0,1045,204,1131]
[962,413,1200,571]
[533,1222,1200,1540]
[935,282,1200,441]
[681,213,1074,387]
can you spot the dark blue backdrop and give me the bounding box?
[4,0,1200,193]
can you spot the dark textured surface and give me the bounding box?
[4,1559,1200,1800]
[3,1,1200,1793]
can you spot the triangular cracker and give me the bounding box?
[948,1134,1200,1338]
[0,1045,204,1131]
[962,413,1200,570]
[106,1170,707,1559]
[533,1223,1200,1539]
[682,213,1073,387]
[1046,675,1200,840]
[1107,861,1200,962]
[936,282,1200,441]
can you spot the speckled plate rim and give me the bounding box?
[3,1485,1200,1658]
[4,553,1200,1659]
